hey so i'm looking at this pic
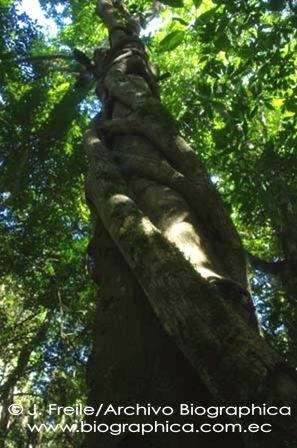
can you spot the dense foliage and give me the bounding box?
[0,0,296,446]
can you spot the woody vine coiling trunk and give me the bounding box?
[84,1,297,446]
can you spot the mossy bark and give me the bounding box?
[84,1,297,446]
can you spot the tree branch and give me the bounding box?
[13,53,74,64]
[0,317,51,399]
[247,252,289,276]
[96,0,140,37]
[144,1,163,22]
[288,0,297,13]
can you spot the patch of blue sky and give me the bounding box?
[17,0,58,36]
[211,175,221,185]
[141,17,164,37]
[17,0,71,37]
[18,0,163,39]
[80,96,102,119]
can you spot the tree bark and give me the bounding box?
[85,1,297,446]
[248,198,297,363]
[0,319,50,445]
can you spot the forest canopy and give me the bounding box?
[0,0,296,446]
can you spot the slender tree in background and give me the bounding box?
[0,0,296,447]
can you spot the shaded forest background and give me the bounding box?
[0,0,296,446]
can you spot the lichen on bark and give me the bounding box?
[84,1,297,446]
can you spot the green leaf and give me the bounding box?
[158,30,185,52]
[266,0,286,11]
[193,0,203,8]
[264,101,275,111]
[160,0,184,7]
[213,34,231,51]
[158,72,171,81]
[193,9,215,28]
[285,99,296,113]
[172,17,188,26]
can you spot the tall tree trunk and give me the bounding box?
[249,198,297,361]
[85,1,297,446]
[0,319,50,445]
[278,200,297,361]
